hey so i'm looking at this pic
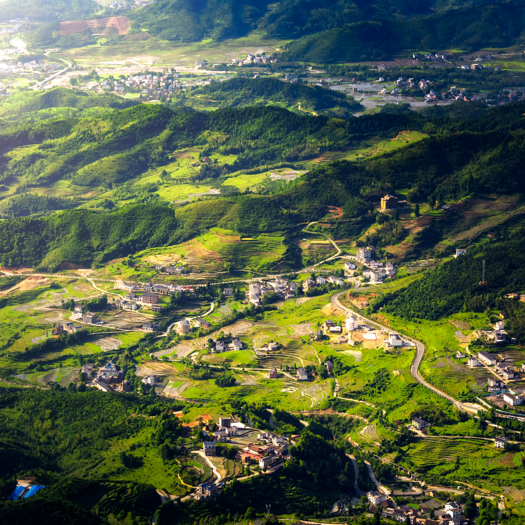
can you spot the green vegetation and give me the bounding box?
[282,1,525,63]
[177,77,362,117]
[128,0,268,42]
[0,89,137,122]
[371,239,525,327]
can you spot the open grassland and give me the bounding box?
[61,31,288,68]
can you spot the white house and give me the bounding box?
[232,339,242,351]
[445,501,462,521]
[495,436,508,448]
[316,276,326,285]
[345,262,356,271]
[215,341,225,353]
[297,368,309,381]
[388,333,403,347]
[367,491,386,505]
[503,393,523,406]
[468,357,482,367]
[455,249,467,258]
[478,351,497,366]
[346,316,359,331]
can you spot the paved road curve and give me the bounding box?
[330,291,471,413]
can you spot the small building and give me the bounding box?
[83,312,98,324]
[219,417,231,428]
[325,360,334,374]
[151,304,162,312]
[142,375,156,385]
[203,441,216,456]
[329,326,342,334]
[380,194,398,211]
[503,393,523,406]
[194,482,222,500]
[177,319,191,334]
[478,351,497,366]
[346,316,359,331]
[268,368,278,379]
[495,435,508,449]
[296,368,309,381]
[367,491,386,506]
[412,417,430,430]
[232,339,242,351]
[142,292,159,305]
[445,501,462,521]
[223,288,233,296]
[345,262,357,271]
[388,333,403,347]
[52,324,64,336]
[357,248,372,263]
[259,455,274,469]
[455,249,467,258]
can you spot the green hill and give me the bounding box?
[282,0,525,63]
[0,88,138,121]
[128,0,268,42]
[259,0,467,38]
[180,77,362,116]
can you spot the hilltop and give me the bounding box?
[177,77,362,116]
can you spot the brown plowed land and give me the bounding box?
[59,16,130,36]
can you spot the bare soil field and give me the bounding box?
[59,16,130,36]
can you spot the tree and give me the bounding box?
[245,507,256,521]
[414,203,420,217]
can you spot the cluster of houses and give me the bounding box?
[237,430,288,469]
[0,59,60,80]
[51,321,83,335]
[230,53,276,66]
[302,274,346,292]
[70,305,104,325]
[504,292,525,302]
[248,279,299,306]
[211,338,243,353]
[412,53,447,61]
[83,360,131,393]
[175,317,214,335]
[369,492,466,525]
[353,244,396,283]
[155,264,187,275]
[97,71,194,99]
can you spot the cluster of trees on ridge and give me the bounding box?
[175,77,362,117]
[369,238,525,339]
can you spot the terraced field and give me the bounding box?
[398,436,525,490]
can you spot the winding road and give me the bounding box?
[330,291,482,414]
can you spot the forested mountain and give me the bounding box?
[177,77,362,117]
[2,100,525,269]
[282,0,525,62]
[128,0,269,42]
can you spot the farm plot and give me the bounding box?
[93,337,123,351]
[398,436,525,491]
